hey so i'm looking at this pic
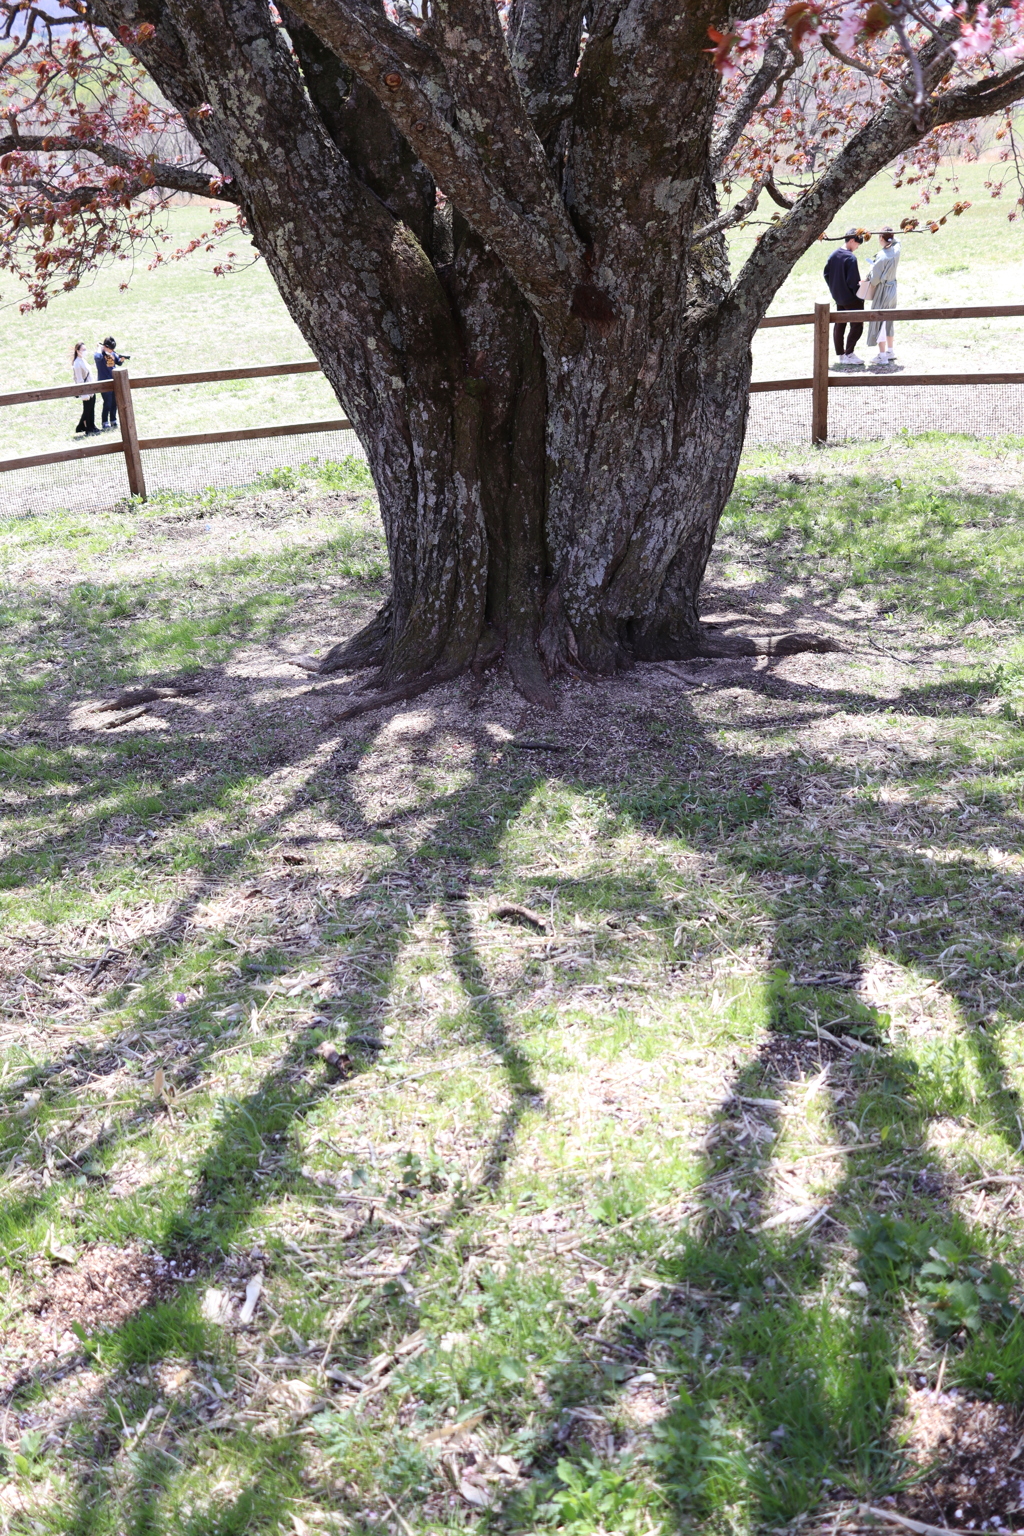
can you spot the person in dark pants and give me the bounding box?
[823,229,865,369]
[94,336,130,429]
[72,342,100,436]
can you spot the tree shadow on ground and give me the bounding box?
[1,685,566,1530]
[486,690,1024,1533]
[3,636,1024,1531]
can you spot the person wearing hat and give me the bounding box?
[823,229,866,369]
[93,335,131,430]
[866,228,902,370]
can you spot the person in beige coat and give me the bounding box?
[866,228,902,371]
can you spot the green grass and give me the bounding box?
[3,433,1024,1532]
[725,436,1024,623]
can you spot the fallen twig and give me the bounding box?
[858,1503,969,1536]
[100,706,149,728]
[382,1492,416,1536]
[815,1024,878,1055]
[491,903,547,931]
[779,1141,878,1168]
[86,947,117,983]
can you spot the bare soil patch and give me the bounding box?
[897,1388,1024,1531]
[1,1245,180,1394]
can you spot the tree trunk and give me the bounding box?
[540,314,756,675]
[321,309,760,701]
[94,0,822,710]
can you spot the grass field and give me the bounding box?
[3,431,1024,1533]
[0,158,1022,458]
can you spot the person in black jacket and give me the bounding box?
[94,336,130,429]
[823,230,865,369]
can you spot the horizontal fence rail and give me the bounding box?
[4,300,1024,500]
[0,361,351,498]
[751,371,1024,394]
[762,303,1024,327]
[756,301,1024,444]
[0,359,323,411]
[0,418,353,476]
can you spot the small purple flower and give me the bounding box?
[174,992,187,1006]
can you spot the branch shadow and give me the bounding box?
[5,614,1024,1531]
[476,681,1024,1534]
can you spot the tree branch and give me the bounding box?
[506,0,584,147]
[0,132,236,200]
[692,178,763,242]
[284,0,584,330]
[930,60,1024,122]
[763,170,793,209]
[429,0,571,217]
[710,30,790,178]
[819,33,883,77]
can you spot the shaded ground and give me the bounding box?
[1,437,1024,1534]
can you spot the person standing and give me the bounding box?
[94,336,130,429]
[823,229,866,369]
[72,342,100,436]
[867,228,902,370]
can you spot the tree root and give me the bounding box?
[507,642,557,708]
[304,616,839,721]
[315,605,393,675]
[94,685,202,711]
[326,664,464,722]
[695,626,841,658]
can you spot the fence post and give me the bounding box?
[811,301,830,445]
[113,366,146,501]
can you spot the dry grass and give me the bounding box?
[1,437,1024,1533]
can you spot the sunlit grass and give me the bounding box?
[2,437,1024,1532]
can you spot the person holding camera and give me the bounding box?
[93,336,131,430]
[823,229,866,369]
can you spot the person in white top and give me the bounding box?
[72,342,100,436]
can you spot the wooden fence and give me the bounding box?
[2,300,1024,502]
[0,361,350,501]
[754,301,1024,445]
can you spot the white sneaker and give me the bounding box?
[846,352,865,369]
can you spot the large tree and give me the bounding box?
[3,0,1023,705]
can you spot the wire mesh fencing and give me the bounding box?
[744,379,1024,448]
[745,388,812,450]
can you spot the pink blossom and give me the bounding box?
[953,4,994,59]
[834,2,862,54]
